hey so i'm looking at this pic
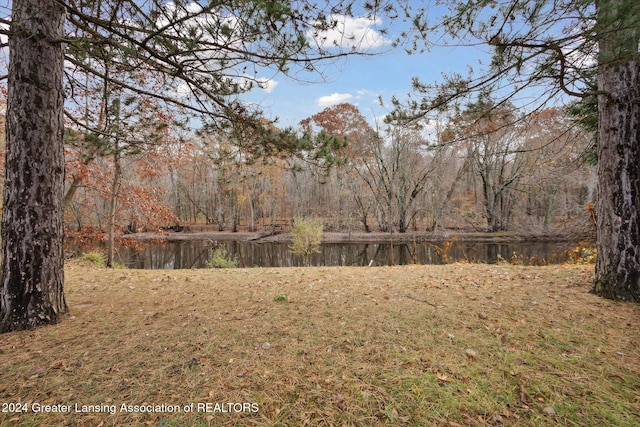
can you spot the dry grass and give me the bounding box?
[0,262,639,426]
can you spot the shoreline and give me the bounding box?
[121,229,590,244]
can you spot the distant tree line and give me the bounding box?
[60,101,595,237]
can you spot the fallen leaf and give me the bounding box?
[437,373,454,383]
[333,393,346,411]
[32,366,46,375]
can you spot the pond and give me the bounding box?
[93,239,578,269]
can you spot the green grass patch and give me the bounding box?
[0,263,638,426]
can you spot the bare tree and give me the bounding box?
[392,0,640,300]
[447,99,529,231]
[358,125,435,233]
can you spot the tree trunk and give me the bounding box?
[248,196,256,232]
[592,0,640,301]
[63,176,81,208]
[1,0,67,332]
[63,155,95,208]
[543,185,558,229]
[229,189,237,233]
[107,149,122,268]
[593,61,640,301]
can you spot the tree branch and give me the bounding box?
[491,39,604,99]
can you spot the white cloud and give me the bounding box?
[174,82,193,96]
[231,75,278,94]
[0,22,9,64]
[0,22,8,46]
[310,14,389,50]
[158,2,244,59]
[317,92,354,108]
[257,78,278,94]
[355,88,382,100]
[373,114,388,131]
[185,2,203,13]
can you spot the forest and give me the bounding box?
[54,100,596,240]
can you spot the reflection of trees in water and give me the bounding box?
[371,243,413,266]
[111,240,575,269]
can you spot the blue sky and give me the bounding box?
[238,1,590,130]
[0,1,584,131]
[0,1,493,130]
[241,12,493,129]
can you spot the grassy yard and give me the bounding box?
[0,262,638,426]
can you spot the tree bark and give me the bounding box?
[107,148,122,268]
[1,0,67,332]
[593,61,640,301]
[592,0,640,301]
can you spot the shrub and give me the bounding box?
[80,251,107,267]
[290,218,323,266]
[566,241,597,264]
[206,246,238,268]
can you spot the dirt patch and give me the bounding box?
[0,263,637,426]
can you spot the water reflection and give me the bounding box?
[107,240,575,269]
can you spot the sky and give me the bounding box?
[239,11,493,130]
[244,45,488,129]
[0,1,494,131]
[237,2,590,131]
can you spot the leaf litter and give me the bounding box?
[0,262,638,426]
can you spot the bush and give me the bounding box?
[566,241,597,264]
[206,246,238,268]
[290,218,323,266]
[79,252,107,267]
